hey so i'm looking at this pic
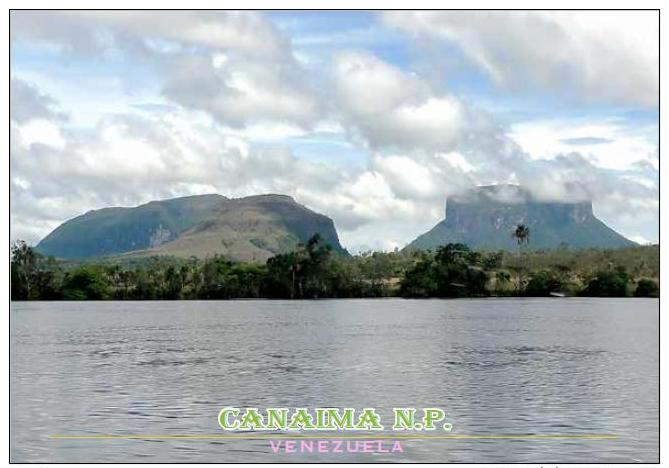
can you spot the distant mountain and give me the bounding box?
[407,185,636,251]
[36,194,346,262]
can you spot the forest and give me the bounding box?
[10,235,659,301]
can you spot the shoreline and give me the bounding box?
[10,296,659,303]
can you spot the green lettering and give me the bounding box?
[238,408,265,430]
[355,408,384,430]
[324,408,355,429]
[288,408,316,430]
[218,407,240,430]
[266,408,289,430]
[422,408,445,430]
[392,408,416,430]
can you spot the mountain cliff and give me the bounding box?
[36,194,346,262]
[408,185,636,251]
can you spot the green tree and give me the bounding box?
[581,266,630,297]
[163,265,184,299]
[398,255,438,298]
[11,240,38,300]
[62,267,110,300]
[400,244,488,298]
[301,234,333,298]
[11,241,63,300]
[634,279,659,298]
[525,270,565,296]
[264,234,334,299]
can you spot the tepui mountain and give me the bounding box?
[407,185,636,251]
[36,194,347,262]
[35,185,636,262]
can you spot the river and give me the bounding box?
[10,298,659,462]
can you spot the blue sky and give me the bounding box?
[10,11,659,251]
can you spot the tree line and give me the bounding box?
[10,233,658,301]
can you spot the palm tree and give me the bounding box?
[511,224,530,293]
[512,224,530,250]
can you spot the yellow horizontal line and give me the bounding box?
[48,434,619,440]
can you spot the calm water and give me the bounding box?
[10,299,658,463]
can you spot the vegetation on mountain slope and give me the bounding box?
[36,194,346,262]
[408,185,636,251]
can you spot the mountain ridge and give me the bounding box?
[407,185,636,251]
[36,193,347,262]
[36,185,638,261]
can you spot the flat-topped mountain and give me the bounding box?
[408,185,636,251]
[36,194,346,262]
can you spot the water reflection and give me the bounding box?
[11,298,658,462]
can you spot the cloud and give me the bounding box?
[560,137,614,146]
[629,235,653,245]
[331,51,467,150]
[162,54,321,128]
[10,11,288,59]
[10,85,658,250]
[519,152,657,205]
[16,119,67,150]
[10,77,67,123]
[9,13,659,248]
[11,11,322,128]
[371,154,441,200]
[329,52,530,181]
[330,54,659,242]
[382,11,659,107]
[510,117,658,171]
[9,85,416,246]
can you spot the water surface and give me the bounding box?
[10,299,659,462]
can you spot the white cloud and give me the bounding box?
[439,152,476,173]
[16,119,66,150]
[383,11,659,107]
[11,11,288,59]
[510,117,658,171]
[9,13,660,247]
[371,154,440,200]
[10,77,67,123]
[9,87,407,245]
[331,51,466,150]
[12,11,322,129]
[163,55,321,128]
[629,235,653,245]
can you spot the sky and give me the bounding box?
[10,10,659,252]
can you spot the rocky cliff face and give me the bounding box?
[408,185,636,251]
[36,194,347,261]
